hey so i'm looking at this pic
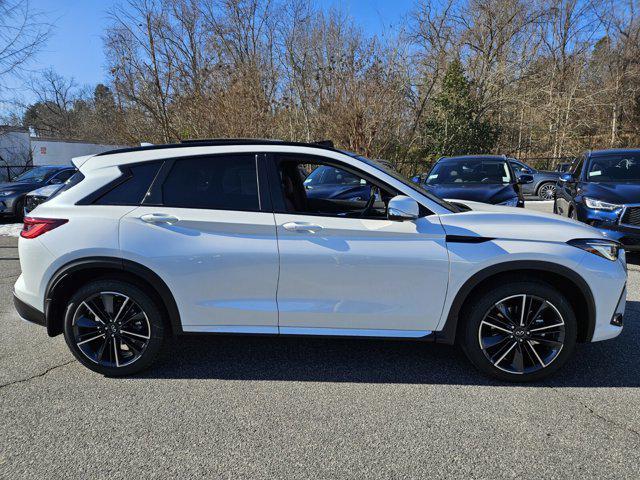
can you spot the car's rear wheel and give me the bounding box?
[460,281,577,382]
[537,182,556,201]
[63,280,165,376]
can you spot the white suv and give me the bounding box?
[13,140,627,381]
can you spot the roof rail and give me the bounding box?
[95,138,337,157]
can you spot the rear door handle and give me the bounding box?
[282,222,323,232]
[140,213,180,225]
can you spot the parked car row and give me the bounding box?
[0,165,76,219]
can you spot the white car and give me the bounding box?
[13,140,627,381]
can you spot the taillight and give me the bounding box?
[21,217,68,239]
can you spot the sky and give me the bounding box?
[4,0,414,108]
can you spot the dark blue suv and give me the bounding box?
[554,149,640,251]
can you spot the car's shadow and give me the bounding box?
[137,301,640,388]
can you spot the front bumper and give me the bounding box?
[577,204,640,251]
[13,292,46,327]
[0,195,20,216]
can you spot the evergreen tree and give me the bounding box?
[423,60,498,158]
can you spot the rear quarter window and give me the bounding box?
[94,162,162,205]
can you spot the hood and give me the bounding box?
[0,181,40,192]
[581,182,640,205]
[28,184,62,197]
[424,183,515,204]
[439,200,605,243]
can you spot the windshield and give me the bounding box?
[426,158,513,185]
[586,154,640,182]
[13,167,56,183]
[344,153,459,212]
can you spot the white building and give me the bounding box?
[0,126,127,167]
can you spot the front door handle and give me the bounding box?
[140,213,180,225]
[282,222,323,232]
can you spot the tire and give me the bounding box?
[460,280,577,382]
[537,182,556,201]
[570,208,578,221]
[63,280,165,376]
[13,197,24,221]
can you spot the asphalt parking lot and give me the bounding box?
[1,203,639,479]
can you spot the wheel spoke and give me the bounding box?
[519,295,527,326]
[113,296,130,323]
[513,343,525,373]
[529,322,564,333]
[495,302,516,325]
[526,300,549,327]
[530,336,563,348]
[113,338,120,367]
[81,301,106,325]
[96,336,110,364]
[526,340,546,367]
[481,320,513,335]
[77,333,105,346]
[493,341,517,366]
[121,329,150,340]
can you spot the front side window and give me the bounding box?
[161,154,259,211]
[426,158,513,185]
[279,159,395,219]
[586,153,640,182]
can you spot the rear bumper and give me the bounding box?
[13,292,46,327]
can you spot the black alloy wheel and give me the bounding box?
[64,280,165,375]
[478,294,565,375]
[461,281,577,382]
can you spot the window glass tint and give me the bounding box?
[586,153,640,182]
[426,159,512,185]
[96,162,161,205]
[49,171,84,200]
[162,155,259,210]
[280,160,394,219]
[53,169,76,182]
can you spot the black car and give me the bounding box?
[554,148,640,251]
[0,166,76,220]
[508,159,564,200]
[423,155,532,207]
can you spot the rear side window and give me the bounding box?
[161,155,259,211]
[95,162,162,205]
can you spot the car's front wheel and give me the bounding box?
[63,280,165,376]
[460,281,577,382]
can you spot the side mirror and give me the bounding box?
[518,174,534,184]
[559,173,574,183]
[388,195,419,221]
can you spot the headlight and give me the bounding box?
[0,191,15,197]
[584,197,623,211]
[568,238,620,261]
[498,197,518,207]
